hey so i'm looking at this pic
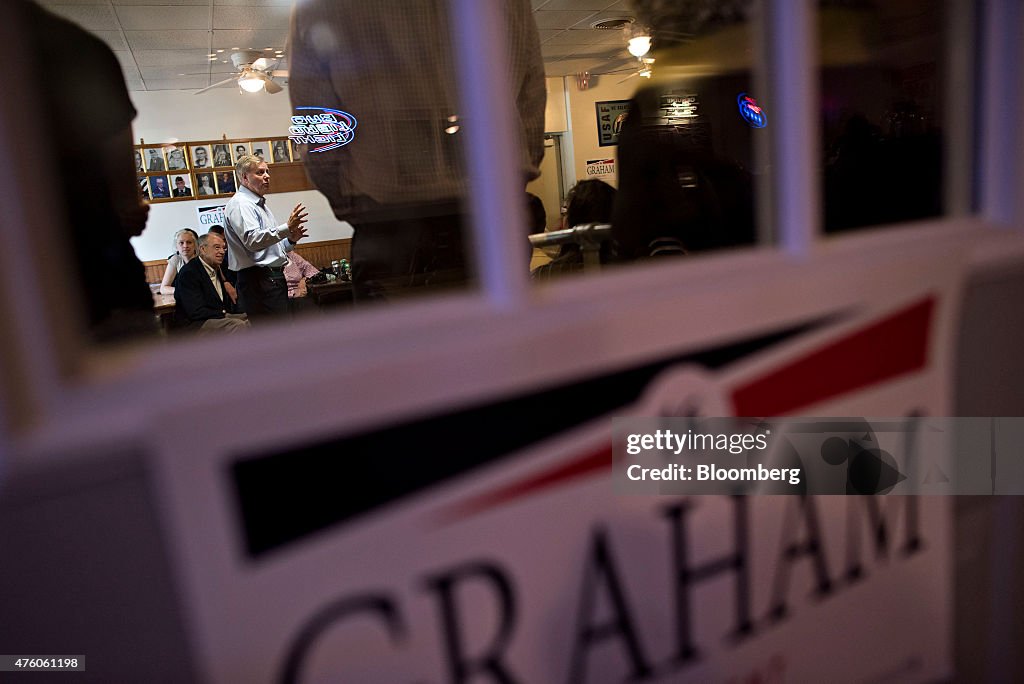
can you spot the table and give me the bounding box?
[152,291,175,314]
[307,281,354,308]
[152,290,175,331]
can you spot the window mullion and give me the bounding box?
[450,0,530,308]
[764,0,821,254]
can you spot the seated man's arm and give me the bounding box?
[298,253,319,278]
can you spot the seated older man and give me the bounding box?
[173,232,249,333]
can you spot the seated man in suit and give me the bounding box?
[174,232,249,333]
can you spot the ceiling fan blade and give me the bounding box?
[262,76,283,94]
[252,57,272,71]
[194,75,239,95]
[250,70,283,94]
[617,72,640,85]
[271,69,289,78]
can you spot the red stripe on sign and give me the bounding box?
[731,297,934,415]
[436,444,612,524]
[439,296,934,523]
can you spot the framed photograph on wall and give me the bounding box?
[232,142,250,163]
[271,139,290,163]
[289,139,302,162]
[171,173,193,198]
[144,146,166,172]
[190,145,212,169]
[251,141,271,164]
[195,172,217,196]
[133,148,144,173]
[212,143,232,168]
[138,176,150,200]
[595,99,631,147]
[149,175,171,199]
[166,147,188,171]
[216,170,236,194]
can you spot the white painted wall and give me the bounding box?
[127,88,351,262]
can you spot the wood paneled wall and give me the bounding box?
[293,238,351,269]
[143,238,351,283]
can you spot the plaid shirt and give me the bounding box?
[288,0,545,222]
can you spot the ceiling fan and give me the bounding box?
[194,51,288,95]
[611,57,656,84]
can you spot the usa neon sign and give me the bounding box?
[737,93,767,128]
[289,107,357,153]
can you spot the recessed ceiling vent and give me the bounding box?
[590,16,634,30]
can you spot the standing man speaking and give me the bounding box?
[224,154,309,321]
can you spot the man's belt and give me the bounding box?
[243,264,286,275]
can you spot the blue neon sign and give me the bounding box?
[737,93,767,128]
[289,106,358,153]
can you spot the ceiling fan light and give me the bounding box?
[628,35,652,57]
[239,74,265,92]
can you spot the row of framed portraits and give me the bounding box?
[135,137,300,202]
[139,170,240,201]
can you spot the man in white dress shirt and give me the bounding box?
[223,154,308,321]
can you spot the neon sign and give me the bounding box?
[737,93,767,128]
[289,107,357,153]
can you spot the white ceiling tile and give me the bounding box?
[544,28,607,46]
[214,0,293,5]
[592,29,628,45]
[36,0,115,5]
[544,59,591,76]
[139,63,212,80]
[143,76,213,90]
[43,4,120,31]
[126,30,210,50]
[112,50,143,79]
[574,9,634,29]
[115,6,210,30]
[212,29,288,50]
[541,44,580,58]
[91,30,130,51]
[40,2,623,91]
[131,49,215,67]
[536,0,616,10]
[213,5,291,29]
[533,10,599,30]
[210,60,242,74]
[113,0,209,5]
[569,44,624,59]
[190,79,238,93]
